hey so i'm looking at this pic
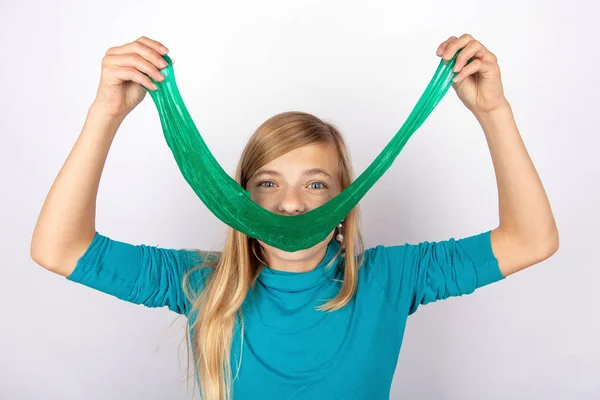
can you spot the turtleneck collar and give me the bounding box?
[257,240,342,293]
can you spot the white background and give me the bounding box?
[1,0,598,398]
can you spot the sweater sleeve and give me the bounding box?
[366,230,505,316]
[66,232,211,315]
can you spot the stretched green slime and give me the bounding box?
[146,51,464,252]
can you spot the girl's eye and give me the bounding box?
[259,181,276,188]
[308,182,327,189]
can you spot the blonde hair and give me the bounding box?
[182,111,364,399]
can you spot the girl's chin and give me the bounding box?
[260,242,316,260]
[258,232,334,262]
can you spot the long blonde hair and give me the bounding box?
[182,111,364,399]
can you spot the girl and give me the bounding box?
[31,34,558,399]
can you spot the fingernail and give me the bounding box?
[151,83,158,90]
[160,59,168,68]
[161,46,169,54]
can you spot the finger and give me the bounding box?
[135,36,169,55]
[106,40,168,71]
[452,40,485,72]
[441,33,475,61]
[105,53,165,82]
[436,36,456,56]
[107,66,158,91]
[452,59,483,83]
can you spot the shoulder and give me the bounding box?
[169,248,221,315]
[180,248,221,267]
[357,244,407,289]
[179,248,220,284]
[360,242,412,272]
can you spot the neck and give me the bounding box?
[264,246,329,273]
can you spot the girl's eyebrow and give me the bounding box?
[303,168,332,179]
[253,168,332,179]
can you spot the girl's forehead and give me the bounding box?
[260,143,339,172]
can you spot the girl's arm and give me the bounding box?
[438,33,558,276]
[479,104,559,276]
[31,36,169,276]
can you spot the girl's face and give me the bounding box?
[246,142,342,266]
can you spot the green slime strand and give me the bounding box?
[147,52,464,252]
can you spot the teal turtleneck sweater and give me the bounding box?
[67,230,504,399]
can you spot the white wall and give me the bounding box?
[1,0,598,398]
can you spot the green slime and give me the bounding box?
[147,51,465,252]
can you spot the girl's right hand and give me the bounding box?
[91,36,169,119]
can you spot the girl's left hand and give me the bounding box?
[437,34,509,116]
